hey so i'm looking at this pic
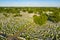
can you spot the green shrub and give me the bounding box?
[33,14,48,25]
[22,9,26,12]
[13,13,22,17]
[48,12,60,23]
[3,13,9,17]
[28,10,33,13]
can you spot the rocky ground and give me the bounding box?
[0,11,60,40]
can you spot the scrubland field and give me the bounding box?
[0,7,60,40]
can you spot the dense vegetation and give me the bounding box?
[48,12,60,23]
[33,14,48,25]
[0,7,60,40]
